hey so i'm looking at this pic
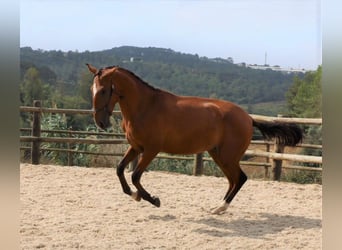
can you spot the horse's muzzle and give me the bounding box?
[96,120,110,130]
[93,110,111,130]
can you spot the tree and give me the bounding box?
[77,69,93,108]
[286,66,321,118]
[20,67,51,106]
[286,66,322,169]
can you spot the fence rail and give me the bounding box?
[20,136,127,145]
[20,101,322,180]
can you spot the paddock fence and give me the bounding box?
[20,100,322,181]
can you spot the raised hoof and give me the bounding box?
[210,202,229,215]
[152,197,161,207]
[211,207,226,215]
[131,191,141,202]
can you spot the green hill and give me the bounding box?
[20,46,302,109]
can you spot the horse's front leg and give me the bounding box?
[131,150,160,207]
[117,146,139,198]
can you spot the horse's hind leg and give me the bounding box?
[224,167,247,203]
[208,147,248,215]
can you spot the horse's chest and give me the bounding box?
[123,121,145,150]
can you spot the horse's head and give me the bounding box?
[87,64,120,130]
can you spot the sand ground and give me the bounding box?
[20,163,321,249]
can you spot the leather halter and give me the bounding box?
[93,80,123,114]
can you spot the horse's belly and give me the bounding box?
[162,145,211,155]
[161,112,223,154]
[161,130,220,154]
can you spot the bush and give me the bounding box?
[41,113,99,166]
[281,170,322,184]
[148,158,193,175]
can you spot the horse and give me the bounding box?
[86,64,303,214]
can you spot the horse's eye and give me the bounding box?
[101,89,106,95]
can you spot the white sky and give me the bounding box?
[20,0,321,70]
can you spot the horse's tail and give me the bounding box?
[252,119,303,146]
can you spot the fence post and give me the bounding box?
[129,154,139,172]
[265,143,270,179]
[67,130,73,166]
[31,100,41,165]
[272,142,284,181]
[272,114,285,181]
[193,153,203,176]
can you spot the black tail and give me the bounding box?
[252,120,303,146]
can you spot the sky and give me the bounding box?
[20,0,321,70]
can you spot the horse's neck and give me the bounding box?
[116,72,155,121]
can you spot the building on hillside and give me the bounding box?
[244,64,307,74]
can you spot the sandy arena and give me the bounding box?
[20,163,321,249]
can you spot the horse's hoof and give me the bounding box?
[210,201,229,215]
[131,191,141,202]
[211,207,226,215]
[153,197,161,207]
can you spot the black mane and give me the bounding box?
[117,67,160,92]
[100,65,160,92]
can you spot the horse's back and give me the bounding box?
[175,96,252,126]
[179,95,254,144]
[150,94,253,154]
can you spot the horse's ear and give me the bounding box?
[101,66,117,79]
[86,63,97,74]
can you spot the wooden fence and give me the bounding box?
[20,100,322,181]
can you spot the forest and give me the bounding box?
[20,46,321,128]
[20,46,301,110]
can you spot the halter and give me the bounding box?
[93,81,123,114]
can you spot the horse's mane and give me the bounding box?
[101,65,160,92]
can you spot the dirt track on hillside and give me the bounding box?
[20,163,321,249]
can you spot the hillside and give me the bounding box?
[20,46,302,108]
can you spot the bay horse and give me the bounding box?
[86,64,303,214]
